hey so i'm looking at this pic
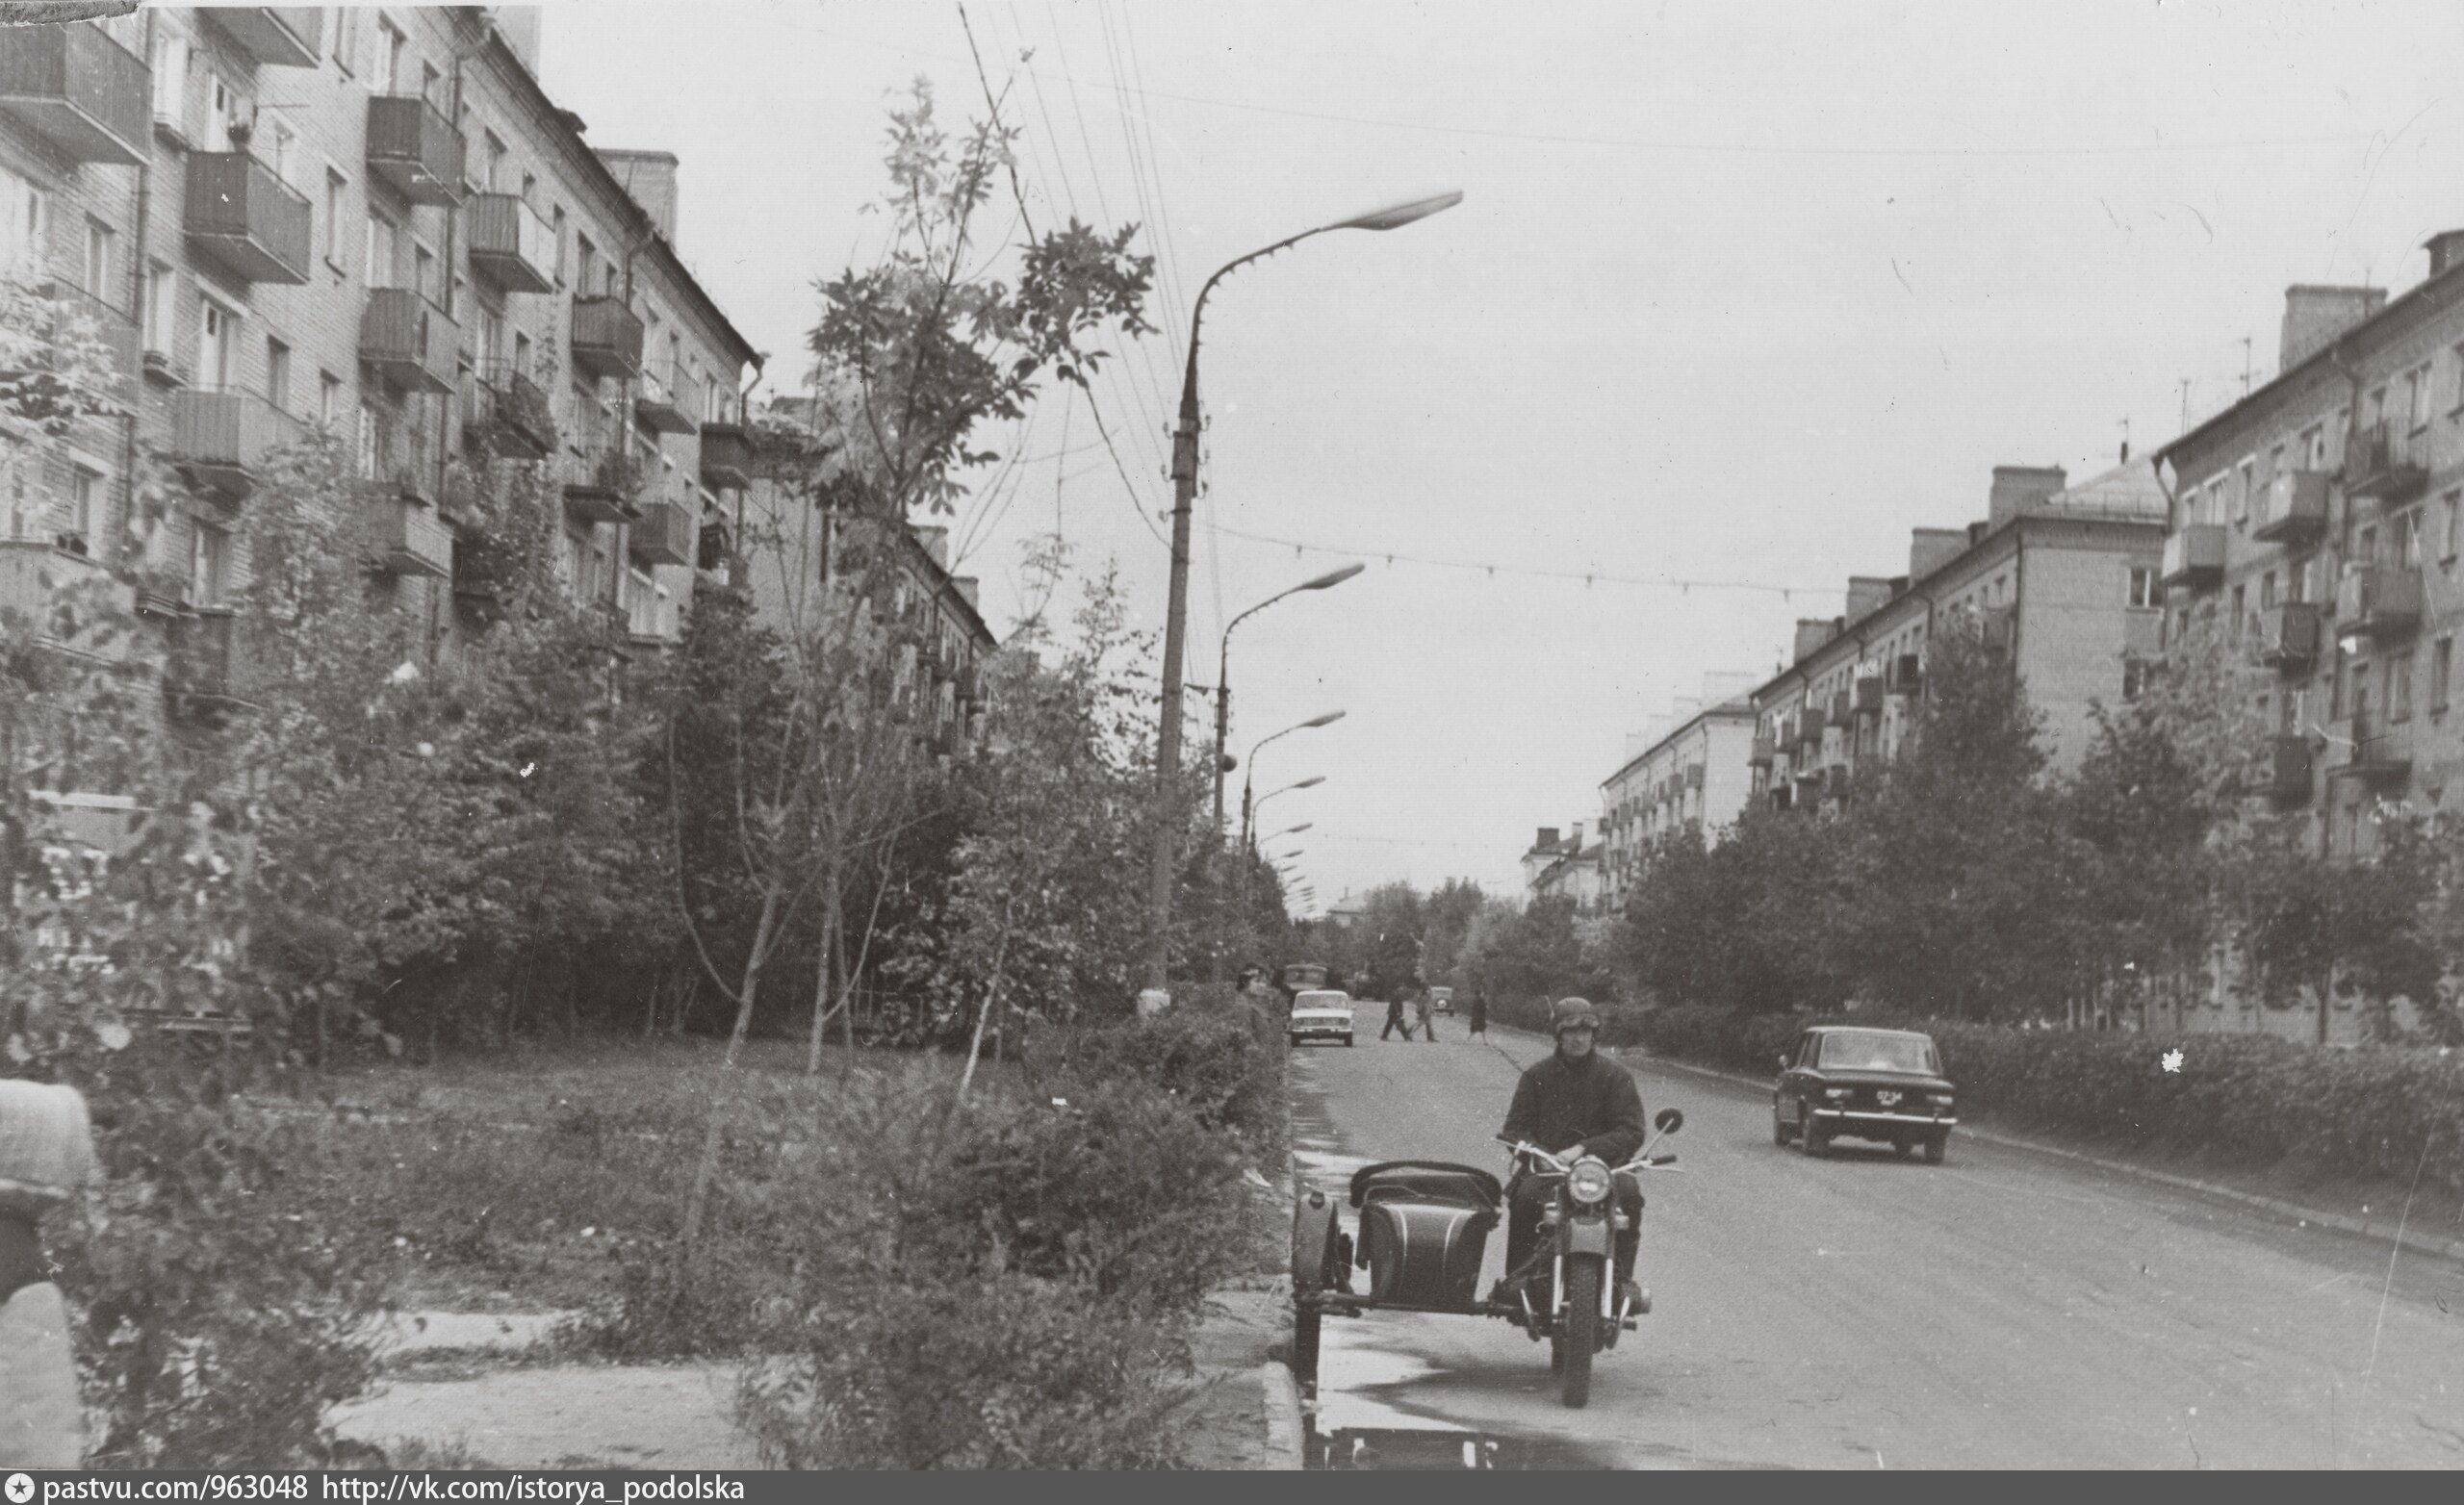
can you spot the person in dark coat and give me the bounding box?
[1379,994,1415,1041]
[1467,990,1489,1039]
[1413,987,1437,1042]
[1495,998,1648,1305]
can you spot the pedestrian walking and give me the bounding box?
[1380,995,1416,1041]
[1414,987,1438,1041]
[1468,989,1489,1039]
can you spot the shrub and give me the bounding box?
[1019,1008,1283,1151]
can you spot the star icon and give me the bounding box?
[2161,1048,2184,1074]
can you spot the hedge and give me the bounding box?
[1633,1005,2464,1204]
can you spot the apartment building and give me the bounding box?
[1521,822,1603,911]
[1596,674,1758,911]
[1747,461,2167,813]
[733,400,999,757]
[0,7,756,708]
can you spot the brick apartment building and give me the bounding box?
[1596,672,1758,911]
[1746,461,2167,814]
[1,6,757,700]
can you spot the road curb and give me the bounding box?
[1629,1051,2464,1265]
[1258,1361,1306,1469]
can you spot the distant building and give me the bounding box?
[1522,822,1604,912]
[1598,673,1760,910]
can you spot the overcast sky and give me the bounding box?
[542,0,2464,909]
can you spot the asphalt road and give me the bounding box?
[1290,1024,2464,1468]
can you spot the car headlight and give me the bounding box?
[1567,1159,1613,1205]
[1927,1093,1954,1108]
[1823,1087,1851,1101]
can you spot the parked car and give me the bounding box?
[1426,986,1455,1015]
[1288,989,1356,1048]
[1772,1026,1957,1162]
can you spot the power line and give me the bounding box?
[1202,519,1845,599]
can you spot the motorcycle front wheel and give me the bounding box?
[1558,1260,1600,1408]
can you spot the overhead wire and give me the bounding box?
[1202,518,1845,600]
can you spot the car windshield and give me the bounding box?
[1819,1032,1938,1073]
[1294,991,1350,1010]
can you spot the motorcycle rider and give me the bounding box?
[1494,998,1647,1313]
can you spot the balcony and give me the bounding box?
[635,360,701,435]
[466,193,555,293]
[2333,565,2422,642]
[167,388,305,501]
[559,443,644,523]
[2258,601,2322,671]
[359,288,459,395]
[0,280,138,425]
[361,490,452,579]
[2123,608,2163,661]
[629,499,696,568]
[1748,734,1774,769]
[2160,524,2226,591]
[1854,675,1884,716]
[166,611,259,718]
[1886,652,1922,696]
[2253,470,2331,547]
[571,296,644,381]
[1795,707,1828,751]
[0,21,149,166]
[2269,734,2314,804]
[465,359,555,459]
[0,542,137,664]
[2332,713,2412,782]
[699,420,751,490]
[366,94,466,206]
[2345,421,2426,502]
[1828,689,1851,724]
[207,8,321,68]
[184,152,313,284]
[1684,763,1705,790]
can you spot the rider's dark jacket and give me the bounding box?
[1500,1050,1647,1165]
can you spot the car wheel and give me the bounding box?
[1798,1105,1827,1158]
[1893,1138,1913,1158]
[1343,1034,1354,1047]
[1287,1034,1300,1048]
[1923,1133,1948,1165]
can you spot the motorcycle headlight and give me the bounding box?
[1567,1159,1613,1205]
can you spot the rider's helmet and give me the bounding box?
[1550,997,1601,1033]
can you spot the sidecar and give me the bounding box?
[1288,1161,1506,1396]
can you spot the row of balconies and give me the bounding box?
[2266,713,2416,804]
[2165,421,2435,594]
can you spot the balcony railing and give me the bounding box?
[634,360,701,435]
[465,359,555,459]
[1886,652,1922,696]
[1748,734,1774,768]
[361,402,439,505]
[0,21,149,166]
[1828,689,1851,724]
[559,441,644,523]
[1795,707,1828,750]
[0,541,137,664]
[466,193,555,293]
[2333,713,2412,782]
[571,296,644,380]
[699,420,751,490]
[0,280,138,424]
[2269,734,2314,804]
[366,93,466,206]
[359,288,459,395]
[210,8,322,68]
[2253,470,2331,547]
[166,610,261,715]
[629,499,696,568]
[2334,564,2422,642]
[2345,420,2427,502]
[2160,524,2225,591]
[184,152,313,285]
[167,388,305,501]
[2258,601,2322,670]
[361,490,452,579]
[1854,675,1884,716]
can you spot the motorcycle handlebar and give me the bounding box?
[1497,1138,1680,1173]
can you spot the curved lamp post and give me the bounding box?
[1234,776,1323,941]
[1211,563,1364,831]
[1145,190,1464,990]
[1238,714,1343,857]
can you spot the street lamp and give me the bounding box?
[1238,715,1343,858]
[1248,776,1323,853]
[1145,190,1464,991]
[1211,563,1365,831]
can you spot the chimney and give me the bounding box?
[911,524,949,570]
[951,575,980,610]
[1792,618,1835,663]
[1967,520,1990,545]
[1910,527,1964,580]
[1570,821,1584,851]
[1534,827,1560,853]
[1988,465,2066,529]
[1845,574,1892,622]
[596,149,680,244]
[2429,231,2464,280]
[2280,285,2386,372]
[490,7,544,73]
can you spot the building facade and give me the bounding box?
[1747,461,2167,815]
[1597,679,1758,912]
[1521,822,1603,911]
[0,6,756,701]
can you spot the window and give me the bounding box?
[266,115,299,187]
[2408,365,2432,430]
[551,206,568,282]
[2285,687,2305,734]
[2389,650,2415,723]
[421,63,441,108]
[365,212,397,288]
[477,305,502,367]
[82,218,113,296]
[323,169,346,263]
[2351,667,2371,727]
[376,16,406,93]
[577,235,599,297]
[2234,459,2255,523]
[2400,509,2424,568]
[357,399,381,480]
[141,260,173,352]
[2122,661,2151,701]
[0,165,48,274]
[2259,572,2277,610]
[2359,524,2378,566]
[333,8,361,73]
[201,73,234,154]
[2446,491,2461,561]
[512,330,532,380]
[67,466,101,544]
[2293,556,2317,603]
[413,244,436,303]
[320,371,343,429]
[2331,659,2347,719]
[2229,584,2246,639]
[150,27,189,128]
[483,131,507,192]
[189,523,229,607]
[195,298,234,389]
[2437,637,2453,715]
[2302,422,2326,470]
[264,338,291,412]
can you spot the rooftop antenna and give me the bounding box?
[2118,415,2131,465]
[2241,336,2254,398]
[2177,377,2192,432]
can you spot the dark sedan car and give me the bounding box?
[1772,1025,1957,1163]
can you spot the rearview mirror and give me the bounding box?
[1653,1108,1683,1135]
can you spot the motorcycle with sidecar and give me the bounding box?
[1289,1108,1682,1409]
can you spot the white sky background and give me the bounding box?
[538,0,2464,910]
